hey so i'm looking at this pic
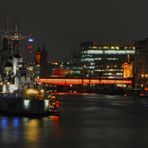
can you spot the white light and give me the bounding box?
[28,38,34,42]
[40,89,44,93]
[104,50,135,54]
[82,50,135,55]
[44,100,49,109]
[24,100,30,109]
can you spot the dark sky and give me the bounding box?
[0,0,148,62]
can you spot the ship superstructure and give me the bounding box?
[0,24,32,93]
[0,23,59,116]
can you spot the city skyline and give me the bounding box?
[0,0,148,61]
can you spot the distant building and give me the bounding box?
[79,41,135,79]
[35,46,41,65]
[135,38,148,87]
[40,46,49,78]
[70,51,82,77]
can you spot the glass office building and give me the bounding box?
[80,41,135,79]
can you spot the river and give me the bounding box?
[0,94,148,148]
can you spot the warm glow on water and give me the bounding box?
[49,116,60,121]
[0,94,148,148]
[24,119,40,142]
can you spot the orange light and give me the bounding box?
[49,116,59,121]
[144,88,148,91]
[36,78,132,85]
[27,45,33,49]
[35,51,41,64]
[123,63,133,78]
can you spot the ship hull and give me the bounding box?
[0,110,59,117]
[0,97,59,117]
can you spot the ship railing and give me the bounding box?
[0,93,23,99]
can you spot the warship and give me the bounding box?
[0,23,59,117]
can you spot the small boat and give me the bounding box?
[0,88,60,117]
[124,88,148,97]
[124,88,141,96]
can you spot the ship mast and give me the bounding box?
[4,24,32,55]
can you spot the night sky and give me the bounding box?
[0,0,148,62]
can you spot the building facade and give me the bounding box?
[74,41,135,79]
[135,38,148,87]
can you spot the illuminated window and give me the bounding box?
[115,46,120,50]
[111,46,115,49]
[103,46,109,49]
[93,46,97,49]
[90,62,95,65]
[107,58,119,60]
[94,58,102,60]
[81,58,94,62]
[104,50,135,54]
[89,66,95,69]
[82,49,135,55]
[84,50,103,54]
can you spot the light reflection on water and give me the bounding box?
[24,119,40,142]
[0,117,8,129]
[0,115,60,147]
[1,94,148,148]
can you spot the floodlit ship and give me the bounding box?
[0,88,59,117]
[0,23,60,117]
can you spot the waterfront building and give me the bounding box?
[70,51,82,78]
[80,41,135,79]
[135,38,148,87]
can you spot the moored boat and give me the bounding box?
[0,88,60,117]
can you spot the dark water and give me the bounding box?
[1,94,148,148]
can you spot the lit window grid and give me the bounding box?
[82,50,135,55]
[81,57,119,62]
[90,46,135,50]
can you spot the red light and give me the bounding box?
[56,101,59,108]
[49,116,59,121]
[27,45,33,49]
[140,93,144,97]
[36,78,132,86]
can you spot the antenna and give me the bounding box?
[15,24,18,34]
[6,16,9,33]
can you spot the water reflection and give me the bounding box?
[24,119,40,142]
[0,116,60,147]
[1,94,148,148]
[0,117,8,129]
[49,115,60,121]
[0,117,21,129]
[0,117,21,142]
[12,118,20,128]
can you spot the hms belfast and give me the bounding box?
[0,25,59,117]
[0,25,24,91]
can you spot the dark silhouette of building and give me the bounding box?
[135,38,148,87]
[40,46,49,78]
